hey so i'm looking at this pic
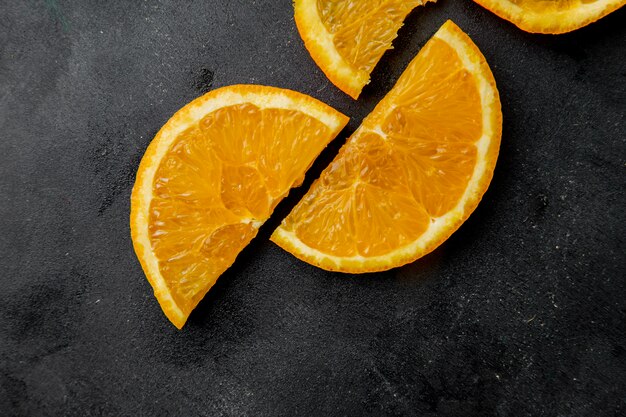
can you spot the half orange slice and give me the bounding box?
[131,85,348,328]
[473,0,625,34]
[294,0,436,99]
[271,21,502,273]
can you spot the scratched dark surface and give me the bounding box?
[1,0,625,416]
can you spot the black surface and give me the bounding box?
[1,1,625,416]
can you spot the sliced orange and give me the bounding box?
[473,0,625,33]
[294,0,436,99]
[131,85,348,328]
[271,20,502,273]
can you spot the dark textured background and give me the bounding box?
[1,0,625,416]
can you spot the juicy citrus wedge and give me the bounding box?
[131,85,348,328]
[294,0,436,99]
[271,21,502,273]
[473,0,625,33]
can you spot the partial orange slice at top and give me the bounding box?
[294,0,436,99]
[271,21,502,272]
[473,0,625,33]
[131,85,348,328]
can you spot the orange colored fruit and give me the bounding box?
[294,0,436,99]
[473,0,625,34]
[271,20,502,273]
[130,85,348,328]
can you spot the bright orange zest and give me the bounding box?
[473,0,625,33]
[271,21,502,273]
[294,0,436,99]
[130,85,348,328]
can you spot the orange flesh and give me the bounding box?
[473,0,626,33]
[318,0,422,73]
[148,104,331,315]
[506,0,609,13]
[281,38,482,258]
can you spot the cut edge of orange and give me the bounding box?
[130,85,349,328]
[473,0,625,34]
[271,20,503,273]
[294,0,368,99]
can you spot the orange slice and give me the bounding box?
[271,21,502,273]
[131,85,348,328]
[294,0,436,99]
[473,0,625,33]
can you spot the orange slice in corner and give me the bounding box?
[473,0,625,34]
[271,21,502,273]
[131,85,348,328]
[294,0,437,99]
